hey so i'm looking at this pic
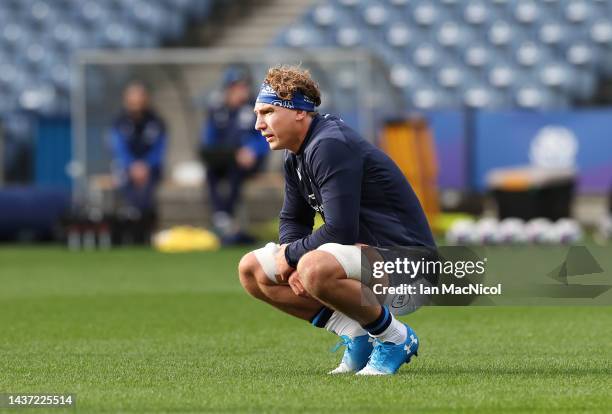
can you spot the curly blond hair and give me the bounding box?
[263,65,321,108]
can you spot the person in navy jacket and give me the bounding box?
[237,65,435,376]
[110,82,166,228]
[200,66,268,241]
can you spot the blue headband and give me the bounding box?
[256,82,317,112]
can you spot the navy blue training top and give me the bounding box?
[280,113,435,267]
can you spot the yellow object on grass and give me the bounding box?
[434,212,475,234]
[153,226,220,253]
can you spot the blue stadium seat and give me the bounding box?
[588,18,612,47]
[23,41,61,69]
[436,21,475,49]
[278,25,327,48]
[385,21,423,49]
[74,0,115,24]
[124,0,184,40]
[96,19,143,48]
[22,0,54,24]
[334,25,369,48]
[411,42,443,68]
[18,82,61,114]
[309,3,343,28]
[409,85,450,109]
[511,0,542,25]
[537,19,570,47]
[388,63,431,90]
[360,2,390,28]
[463,43,497,68]
[461,83,507,108]
[487,19,526,48]
[487,61,523,90]
[514,41,550,68]
[536,61,576,92]
[50,20,91,50]
[461,1,497,26]
[411,1,446,27]
[563,0,595,24]
[435,63,471,89]
[0,62,30,96]
[1,21,34,49]
[513,83,569,109]
[45,62,72,92]
[565,41,598,68]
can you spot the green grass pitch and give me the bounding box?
[1,246,611,413]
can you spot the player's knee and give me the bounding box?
[239,250,274,287]
[297,250,340,296]
[238,253,260,290]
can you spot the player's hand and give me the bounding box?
[288,271,310,298]
[129,161,150,187]
[275,244,294,281]
[235,147,256,170]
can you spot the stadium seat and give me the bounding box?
[436,21,474,49]
[537,19,570,47]
[589,18,612,46]
[487,19,523,47]
[334,25,365,48]
[487,62,522,89]
[279,25,327,48]
[563,0,594,24]
[411,42,443,68]
[385,21,421,49]
[461,83,507,108]
[514,41,548,67]
[513,84,567,109]
[464,43,496,68]
[462,0,496,26]
[309,3,341,27]
[537,61,576,92]
[388,63,430,90]
[435,63,467,89]
[409,85,447,109]
[565,41,598,67]
[412,1,444,27]
[50,20,90,50]
[512,0,541,25]
[360,2,390,28]
[0,62,30,97]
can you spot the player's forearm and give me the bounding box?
[285,222,358,267]
[278,219,313,245]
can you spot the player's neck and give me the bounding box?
[289,115,313,154]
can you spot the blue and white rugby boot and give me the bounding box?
[356,324,419,376]
[328,334,374,374]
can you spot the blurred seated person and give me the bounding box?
[110,82,167,242]
[200,66,268,243]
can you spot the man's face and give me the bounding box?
[225,81,250,108]
[124,85,149,115]
[254,103,301,151]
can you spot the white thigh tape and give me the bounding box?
[253,242,280,283]
[317,243,362,280]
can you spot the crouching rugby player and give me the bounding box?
[238,65,435,375]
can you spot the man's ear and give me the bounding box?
[295,110,307,121]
